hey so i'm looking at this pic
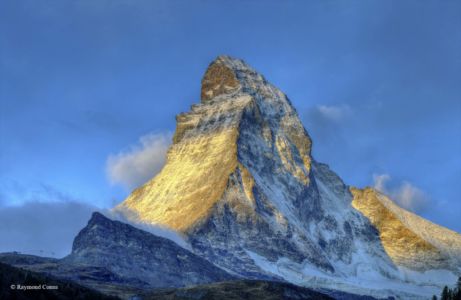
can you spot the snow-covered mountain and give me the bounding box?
[115,55,461,299]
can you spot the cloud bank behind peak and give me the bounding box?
[106,132,171,190]
[373,173,430,213]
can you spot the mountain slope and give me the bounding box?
[1,213,234,299]
[63,212,234,288]
[351,187,461,271]
[115,55,461,299]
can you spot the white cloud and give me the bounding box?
[317,104,353,122]
[0,180,83,206]
[107,132,171,190]
[373,173,430,212]
[372,174,391,192]
[109,209,190,250]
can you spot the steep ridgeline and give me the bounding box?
[115,56,461,299]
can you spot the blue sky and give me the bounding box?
[1,0,460,254]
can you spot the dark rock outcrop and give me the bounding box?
[63,212,234,289]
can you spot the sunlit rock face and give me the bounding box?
[351,187,461,271]
[201,59,240,102]
[116,55,461,299]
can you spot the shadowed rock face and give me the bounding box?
[64,212,234,288]
[115,55,461,299]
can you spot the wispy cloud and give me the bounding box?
[316,104,353,122]
[373,173,430,213]
[373,174,390,192]
[0,180,80,206]
[109,209,190,250]
[106,132,171,190]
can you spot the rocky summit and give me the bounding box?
[115,55,461,299]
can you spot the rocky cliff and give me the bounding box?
[115,55,461,299]
[63,212,234,288]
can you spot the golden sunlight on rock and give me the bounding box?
[119,127,240,232]
[116,94,253,232]
[239,163,256,207]
[351,187,461,271]
[201,60,240,102]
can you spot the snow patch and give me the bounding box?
[246,249,454,299]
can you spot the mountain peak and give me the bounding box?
[201,55,245,102]
[210,55,245,68]
[88,211,107,223]
[115,56,461,298]
[117,56,313,232]
[200,55,271,103]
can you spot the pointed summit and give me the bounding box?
[201,56,241,102]
[117,56,313,233]
[200,55,288,103]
